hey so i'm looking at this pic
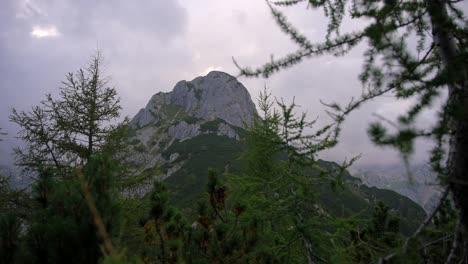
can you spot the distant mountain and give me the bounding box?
[126,71,256,193]
[130,71,257,129]
[351,164,443,212]
[127,71,426,234]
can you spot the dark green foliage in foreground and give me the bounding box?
[0,154,122,264]
[0,173,23,264]
[134,170,282,263]
[1,45,459,262]
[9,52,127,173]
[23,154,120,264]
[235,1,468,261]
[347,201,403,263]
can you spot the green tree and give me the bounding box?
[188,169,259,263]
[24,153,120,264]
[348,201,403,262]
[8,53,128,263]
[10,52,126,172]
[235,0,468,261]
[139,171,258,263]
[0,132,28,264]
[143,180,188,263]
[229,89,355,263]
[0,172,23,264]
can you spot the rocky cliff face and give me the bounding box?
[126,71,257,194]
[130,71,257,129]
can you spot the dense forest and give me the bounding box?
[1,0,468,263]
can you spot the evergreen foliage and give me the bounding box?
[228,89,355,262]
[2,10,464,259]
[3,53,129,263]
[10,52,127,172]
[0,173,23,264]
[234,0,468,261]
[24,154,120,263]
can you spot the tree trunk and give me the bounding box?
[427,0,468,259]
[155,221,166,263]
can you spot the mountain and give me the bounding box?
[126,71,256,193]
[351,164,443,212]
[127,71,426,234]
[130,71,257,129]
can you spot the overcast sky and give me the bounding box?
[1,0,465,170]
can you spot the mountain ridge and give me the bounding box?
[130,71,257,129]
[126,71,426,234]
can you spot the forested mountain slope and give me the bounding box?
[127,71,426,234]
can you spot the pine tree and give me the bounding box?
[139,180,188,263]
[24,153,120,264]
[7,53,128,263]
[229,89,355,263]
[235,0,468,261]
[188,169,257,263]
[10,52,126,172]
[0,172,23,264]
[0,135,27,264]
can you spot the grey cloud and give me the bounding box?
[1,0,465,171]
[8,0,187,41]
[0,0,189,167]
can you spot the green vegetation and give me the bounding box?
[130,138,141,146]
[10,52,127,171]
[3,0,466,258]
[160,104,180,118]
[2,67,434,262]
[162,134,244,210]
[234,0,466,262]
[181,115,199,125]
[134,143,146,153]
[200,118,225,132]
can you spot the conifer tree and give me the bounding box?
[8,53,127,263]
[229,89,355,263]
[0,172,22,264]
[0,132,27,264]
[348,201,403,262]
[10,52,126,172]
[24,153,120,264]
[188,169,257,263]
[235,0,468,261]
[140,180,188,263]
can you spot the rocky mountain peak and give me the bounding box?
[130,71,257,128]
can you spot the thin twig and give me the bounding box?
[445,217,462,264]
[378,186,450,263]
[419,234,452,250]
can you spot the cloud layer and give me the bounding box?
[2,0,464,168]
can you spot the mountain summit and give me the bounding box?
[131,71,257,128]
[127,71,257,191]
[126,72,426,234]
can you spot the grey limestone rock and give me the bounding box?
[127,71,257,195]
[130,92,171,128]
[130,71,257,128]
[167,121,201,140]
[216,123,239,140]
